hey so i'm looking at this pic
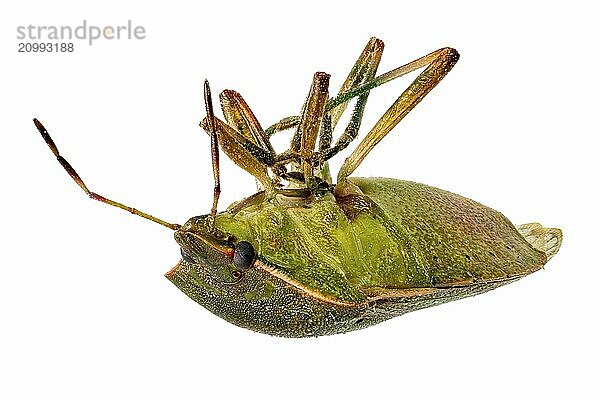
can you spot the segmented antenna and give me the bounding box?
[204,80,221,226]
[33,118,180,230]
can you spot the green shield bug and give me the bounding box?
[34,37,562,337]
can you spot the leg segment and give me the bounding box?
[266,38,384,167]
[200,115,275,166]
[318,112,333,153]
[329,37,384,130]
[290,72,330,189]
[263,37,383,141]
[326,47,458,112]
[199,115,272,190]
[336,47,460,184]
[319,37,384,163]
[219,89,276,158]
[265,116,300,137]
[33,118,180,230]
[265,45,455,142]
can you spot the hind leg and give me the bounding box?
[336,47,460,186]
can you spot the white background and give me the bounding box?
[1,1,598,399]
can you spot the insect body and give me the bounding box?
[35,38,562,337]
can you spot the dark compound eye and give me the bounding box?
[233,241,255,271]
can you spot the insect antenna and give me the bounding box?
[33,118,180,230]
[203,79,221,227]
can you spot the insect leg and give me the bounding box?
[329,37,384,130]
[219,90,289,182]
[336,47,460,184]
[326,47,458,112]
[266,37,384,171]
[200,114,275,166]
[200,115,273,191]
[265,45,455,139]
[317,112,333,183]
[265,116,300,137]
[264,37,383,139]
[219,89,276,159]
[290,72,330,189]
[33,118,180,230]
[266,39,384,184]
[319,112,333,153]
[319,38,384,162]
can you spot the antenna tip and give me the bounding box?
[33,118,45,132]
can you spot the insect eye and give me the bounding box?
[233,241,255,271]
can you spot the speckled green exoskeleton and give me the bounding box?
[35,38,562,337]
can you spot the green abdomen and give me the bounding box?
[216,178,546,302]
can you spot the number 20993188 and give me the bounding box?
[18,42,74,52]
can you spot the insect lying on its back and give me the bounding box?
[35,38,562,337]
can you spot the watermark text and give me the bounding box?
[17,20,145,46]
